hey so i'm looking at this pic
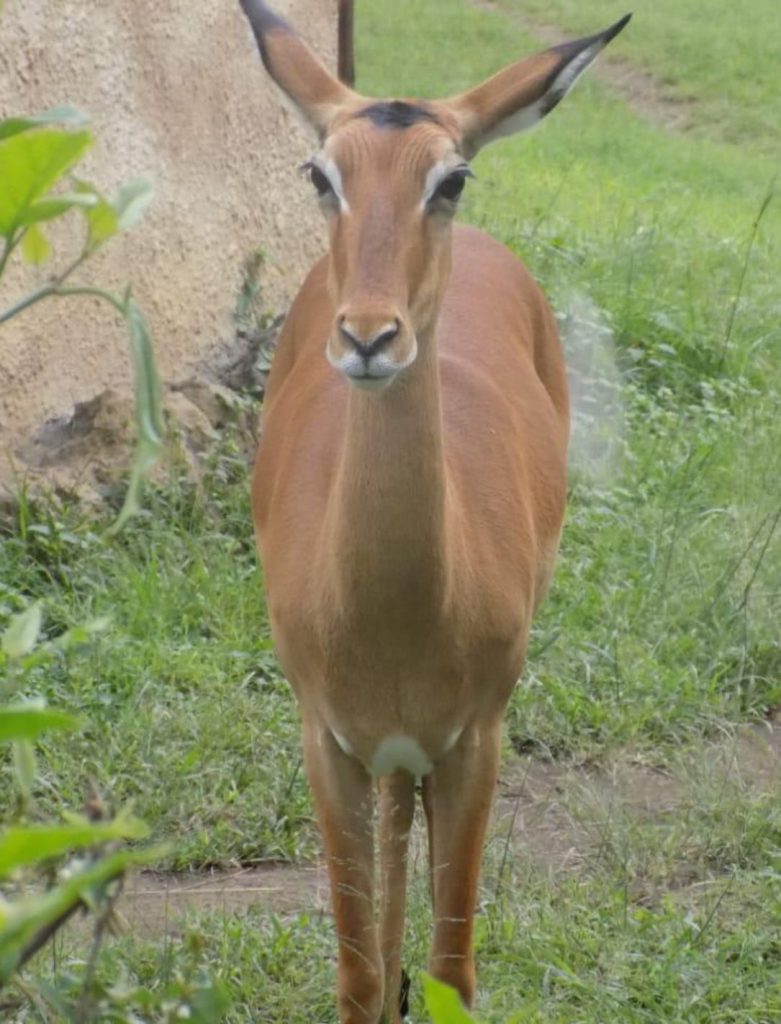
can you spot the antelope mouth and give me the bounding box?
[328,348,405,390]
[344,366,396,390]
[327,324,418,391]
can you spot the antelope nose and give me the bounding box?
[338,317,400,357]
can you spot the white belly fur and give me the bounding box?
[330,726,464,779]
[371,735,434,779]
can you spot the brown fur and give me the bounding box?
[239,3,627,1019]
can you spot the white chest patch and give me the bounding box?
[371,735,434,780]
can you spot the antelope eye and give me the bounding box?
[433,171,468,204]
[309,165,333,198]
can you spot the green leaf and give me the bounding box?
[0,845,165,983]
[20,222,51,264]
[85,199,119,247]
[19,191,98,226]
[422,974,477,1024]
[73,177,152,248]
[0,704,80,742]
[73,181,119,249]
[2,603,42,659]
[0,128,92,237]
[0,106,88,142]
[114,177,154,231]
[111,298,164,532]
[0,813,150,878]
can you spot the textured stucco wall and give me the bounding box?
[0,0,334,484]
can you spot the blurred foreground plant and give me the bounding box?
[0,604,231,1021]
[0,604,161,1013]
[0,104,163,530]
[424,974,479,1022]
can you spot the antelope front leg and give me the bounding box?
[302,719,383,1023]
[378,771,416,1023]
[425,718,502,1008]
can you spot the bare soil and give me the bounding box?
[117,864,331,937]
[495,714,781,880]
[0,0,331,486]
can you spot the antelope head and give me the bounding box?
[240,1,630,391]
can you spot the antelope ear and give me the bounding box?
[239,0,358,137]
[446,14,631,158]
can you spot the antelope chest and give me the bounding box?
[314,659,471,777]
[269,570,527,777]
[299,634,520,777]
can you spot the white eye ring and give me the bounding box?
[301,155,350,212]
[421,161,474,209]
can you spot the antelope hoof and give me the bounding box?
[399,968,411,1017]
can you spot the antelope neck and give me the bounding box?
[326,329,451,626]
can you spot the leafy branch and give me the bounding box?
[0,105,163,529]
[0,605,164,1002]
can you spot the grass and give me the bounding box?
[0,0,777,861]
[1,445,316,868]
[3,0,781,1019]
[495,0,781,157]
[358,0,781,755]
[31,756,781,1021]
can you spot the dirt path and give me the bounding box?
[468,0,695,133]
[117,864,330,936]
[107,716,781,937]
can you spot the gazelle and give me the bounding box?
[239,2,629,1020]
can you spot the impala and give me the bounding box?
[239,2,630,1020]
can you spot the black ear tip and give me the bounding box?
[603,12,633,43]
[240,0,293,38]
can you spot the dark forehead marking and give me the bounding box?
[354,100,441,130]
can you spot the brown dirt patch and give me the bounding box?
[493,714,781,881]
[115,864,330,938]
[2,318,279,510]
[468,0,696,133]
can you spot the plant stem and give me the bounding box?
[0,251,89,325]
[734,502,781,618]
[0,232,20,280]
[717,177,776,371]
[55,285,125,314]
[14,865,128,976]
[74,873,125,1024]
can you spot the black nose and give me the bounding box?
[338,318,400,358]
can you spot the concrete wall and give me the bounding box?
[0,0,334,489]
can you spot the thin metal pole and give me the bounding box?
[338,0,355,86]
